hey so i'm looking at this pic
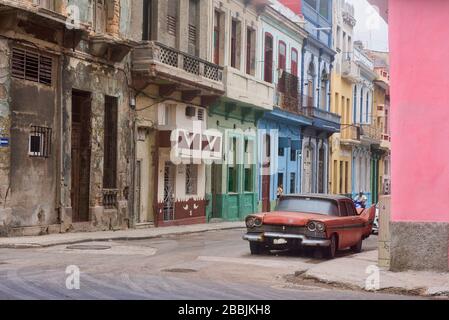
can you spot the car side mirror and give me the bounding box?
[356,208,365,216]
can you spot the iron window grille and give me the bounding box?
[185,164,198,195]
[29,126,52,158]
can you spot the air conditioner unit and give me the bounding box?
[186,106,196,117]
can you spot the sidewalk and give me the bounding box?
[300,250,449,297]
[0,221,245,249]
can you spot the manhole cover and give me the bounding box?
[66,244,112,251]
[162,268,197,273]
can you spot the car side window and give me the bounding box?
[339,201,349,216]
[345,201,357,216]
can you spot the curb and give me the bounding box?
[0,225,246,249]
[296,273,449,298]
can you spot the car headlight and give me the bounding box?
[307,221,326,232]
[316,222,326,232]
[307,221,316,232]
[246,216,256,228]
[254,218,263,227]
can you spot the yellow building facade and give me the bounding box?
[329,0,357,197]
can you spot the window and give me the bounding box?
[276,197,339,216]
[345,161,349,194]
[278,41,286,71]
[231,19,241,69]
[366,92,370,123]
[188,0,199,55]
[291,48,298,76]
[228,137,238,193]
[213,10,222,65]
[167,0,177,36]
[336,26,341,50]
[103,96,118,189]
[185,164,198,195]
[278,147,285,157]
[244,138,254,192]
[339,201,349,216]
[37,0,56,11]
[278,173,284,190]
[319,0,330,19]
[320,71,328,109]
[290,173,296,194]
[339,161,344,194]
[246,27,256,75]
[29,126,52,158]
[94,0,107,33]
[290,149,297,162]
[305,0,317,9]
[142,0,153,40]
[264,33,273,83]
[345,201,357,216]
[197,108,204,121]
[11,48,52,86]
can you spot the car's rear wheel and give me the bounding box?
[323,235,337,259]
[351,237,363,253]
[249,242,267,255]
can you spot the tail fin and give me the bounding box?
[360,205,376,237]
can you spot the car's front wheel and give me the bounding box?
[249,242,267,255]
[323,235,337,259]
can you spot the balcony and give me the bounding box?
[303,106,341,125]
[374,68,390,90]
[0,0,88,47]
[380,133,391,150]
[276,70,301,114]
[223,66,274,110]
[342,2,356,27]
[340,126,361,144]
[132,42,225,96]
[361,124,382,144]
[302,97,341,132]
[342,59,360,82]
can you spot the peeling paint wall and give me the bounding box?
[0,39,12,234]
[61,56,132,230]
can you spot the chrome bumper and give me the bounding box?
[243,232,331,247]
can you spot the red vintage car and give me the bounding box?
[243,194,376,259]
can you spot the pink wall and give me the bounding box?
[390,0,449,223]
[278,0,302,15]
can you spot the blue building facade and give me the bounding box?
[257,4,312,212]
[300,0,341,194]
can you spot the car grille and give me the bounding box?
[251,224,306,235]
[249,224,326,239]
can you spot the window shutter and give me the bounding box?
[11,48,53,86]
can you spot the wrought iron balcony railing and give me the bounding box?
[133,41,224,83]
[361,124,382,141]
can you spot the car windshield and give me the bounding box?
[275,197,340,216]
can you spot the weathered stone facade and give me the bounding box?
[0,0,134,236]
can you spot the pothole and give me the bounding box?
[162,268,198,273]
[66,244,112,251]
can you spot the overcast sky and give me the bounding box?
[347,0,389,52]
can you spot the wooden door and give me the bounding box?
[71,124,81,221]
[303,146,312,193]
[262,174,270,212]
[71,91,91,222]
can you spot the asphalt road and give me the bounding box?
[0,229,423,300]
